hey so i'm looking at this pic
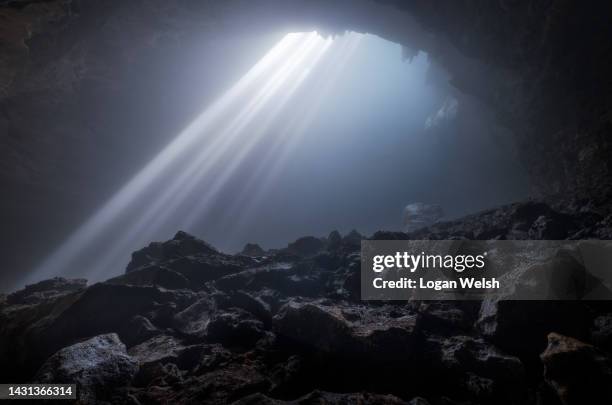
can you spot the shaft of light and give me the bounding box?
[23,33,310,285]
[84,33,328,279]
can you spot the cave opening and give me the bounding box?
[20,29,529,288]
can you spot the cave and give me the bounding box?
[1,1,612,404]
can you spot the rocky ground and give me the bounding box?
[2,200,612,404]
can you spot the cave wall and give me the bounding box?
[1,0,611,287]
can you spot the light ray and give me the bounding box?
[224,33,365,238]
[22,32,317,285]
[85,33,329,279]
[179,36,334,229]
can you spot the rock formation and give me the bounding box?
[2,200,612,404]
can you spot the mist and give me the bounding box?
[14,31,529,290]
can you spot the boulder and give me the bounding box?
[206,308,267,348]
[126,230,218,272]
[215,265,325,298]
[118,315,161,348]
[541,333,612,405]
[273,300,419,363]
[477,251,599,355]
[213,290,273,327]
[172,296,214,338]
[35,333,138,403]
[107,265,190,290]
[129,335,228,386]
[423,335,525,403]
[41,283,197,345]
[7,277,87,306]
[418,302,474,335]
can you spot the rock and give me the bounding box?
[214,290,273,327]
[34,283,198,360]
[206,308,267,348]
[35,333,138,403]
[215,265,326,298]
[172,296,214,338]
[418,302,473,335]
[528,214,572,239]
[478,299,591,357]
[403,202,444,232]
[107,265,190,290]
[126,231,218,272]
[7,277,87,305]
[118,315,161,348]
[129,335,229,386]
[424,335,525,403]
[274,300,419,363]
[541,333,612,405]
[240,243,266,257]
[477,251,599,355]
[286,236,326,257]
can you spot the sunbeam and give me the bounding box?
[23,31,337,285]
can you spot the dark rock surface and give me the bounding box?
[2,202,612,403]
[540,333,612,405]
[35,333,138,403]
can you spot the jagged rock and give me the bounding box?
[241,243,266,257]
[25,283,200,367]
[423,335,525,403]
[408,201,578,241]
[213,290,273,327]
[206,308,268,348]
[164,360,270,404]
[126,231,218,272]
[418,302,473,335]
[129,335,229,386]
[118,315,161,348]
[107,265,190,290]
[35,333,138,403]
[273,300,418,362]
[215,264,326,298]
[478,299,591,357]
[286,236,326,257]
[477,251,600,355]
[172,295,214,338]
[2,202,612,403]
[6,277,86,305]
[541,333,612,405]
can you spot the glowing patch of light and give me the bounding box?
[22,31,340,286]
